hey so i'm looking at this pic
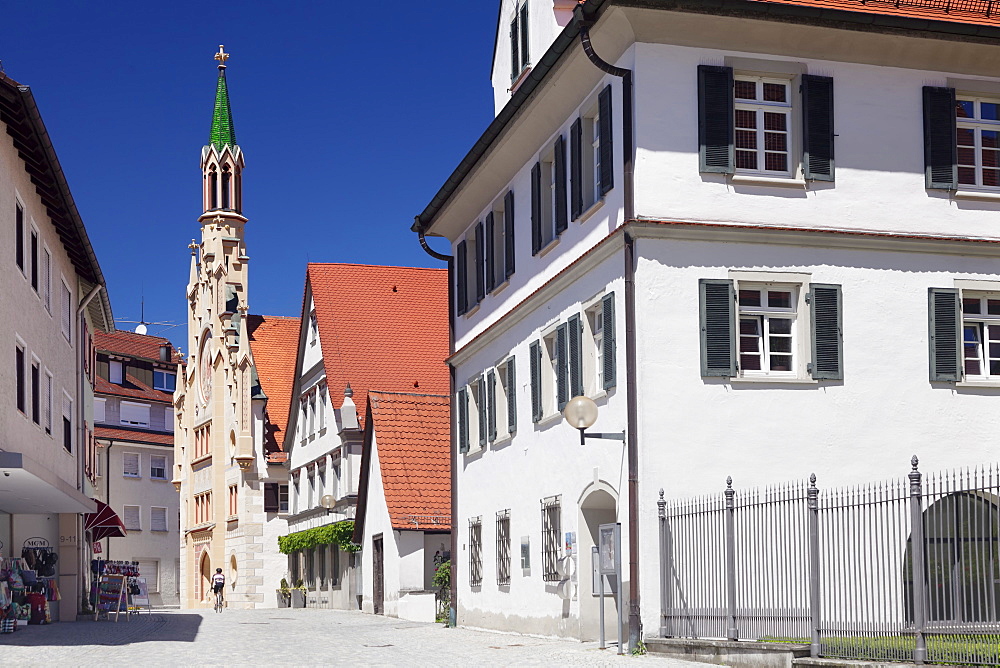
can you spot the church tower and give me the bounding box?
[175,47,287,609]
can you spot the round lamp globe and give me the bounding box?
[563,395,599,430]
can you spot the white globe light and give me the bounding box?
[320,494,336,510]
[563,395,599,430]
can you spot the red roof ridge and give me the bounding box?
[306,261,447,273]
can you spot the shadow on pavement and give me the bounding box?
[0,613,202,646]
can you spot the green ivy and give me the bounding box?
[277,520,360,554]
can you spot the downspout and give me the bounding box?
[575,6,641,652]
[413,217,456,627]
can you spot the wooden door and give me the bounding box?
[373,534,384,615]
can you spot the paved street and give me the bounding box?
[0,608,713,667]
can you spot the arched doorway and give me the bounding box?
[578,483,619,642]
[199,551,212,605]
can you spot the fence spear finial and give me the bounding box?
[809,472,817,486]
[911,454,919,471]
[726,476,733,490]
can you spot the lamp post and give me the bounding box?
[320,494,336,515]
[562,396,625,446]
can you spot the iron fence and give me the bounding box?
[658,457,1000,666]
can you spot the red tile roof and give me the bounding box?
[95,373,173,404]
[95,426,174,446]
[356,392,451,535]
[247,314,301,457]
[747,0,1000,27]
[305,263,449,431]
[95,329,183,363]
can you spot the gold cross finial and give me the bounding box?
[188,239,199,255]
[214,45,230,68]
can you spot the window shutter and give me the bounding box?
[598,85,614,196]
[531,162,542,255]
[477,377,487,447]
[520,2,529,67]
[124,506,141,531]
[923,87,957,190]
[506,357,517,434]
[568,314,583,398]
[530,340,542,422]
[123,452,140,477]
[809,283,843,380]
[456,240,468,316]
[475,220,486,303]
[554,135,568,234]
[698,65,734,174]
[602,293,616,390]
[151,507,167,532]
[699,279,736,377]
[504,191,515,278]
[457,387,469,453]
[556,323,569,411]
[485,212,496,294]
[928,288,961,381]
[802,75,835,182]
[487,370,497,442]
[570,117,583,220]
[510,18,519,79]
[264,483,279,513]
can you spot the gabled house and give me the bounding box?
[280,263,449,610]
[413,0,1000,650]
[354,391,451,621]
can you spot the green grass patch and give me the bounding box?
[759,634,1000,666]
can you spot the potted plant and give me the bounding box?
[290,579,306,608]
[276,578,291,608]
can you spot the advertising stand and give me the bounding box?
[95,574,128,622]
[596,522,623,654]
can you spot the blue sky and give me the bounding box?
[3,1,498,346]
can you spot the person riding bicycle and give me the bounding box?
[212,568,225,599]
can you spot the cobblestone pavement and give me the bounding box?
[0,608,716,667]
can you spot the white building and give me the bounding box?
[412,0,1000,649]
[280,263,448,610]
[0,69,114,621]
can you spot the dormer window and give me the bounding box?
[510,1,529,84]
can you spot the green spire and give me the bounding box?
[209,47,236,151]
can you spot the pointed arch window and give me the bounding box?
[209,166,219,210]
[222,165,232,210]
[234,167,242,213]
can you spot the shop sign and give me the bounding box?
[93,542,103,554]
[22,536,50,549]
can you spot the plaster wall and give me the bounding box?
[360,431,398,615]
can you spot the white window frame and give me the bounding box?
[150,454,167,480]
[539,148,557,250]
[109,360,123,384]
[956,96,1000,191]
[153,369,176,392]
[123,452,140,478]
[278,483,289,513]
[44,369,53,435]
[736,281,803,379]
[124,505,141,531]
[42,245,51,314]
[62,393,73,453]
[488,197,508,292]
[318,386,327,433]
[93,397,106,423]
[165,406,175,432]
[734,75,795,178]
[961,291,1000,381]
[540,326,560,420]
[61,280,72,343]
[120,401,150,427]
[150,507,168,532]
[15,198,26,276]
[29,225,39,295]
[463,223,480,313]
[495,358,514,442]
[309,311,318,346]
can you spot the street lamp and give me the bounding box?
[562,396,625,446]
[320,494,336,515]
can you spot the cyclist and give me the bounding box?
[212,568,225,612]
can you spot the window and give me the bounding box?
[194,424,211,458]
[123,452,140,477]
[151,507,168,532]
[264,482,289,513]
[485,192,516,293]
[734,76,792,175]
[318,386,327,432]
[571,88,613,219]
[496,510,511,587]
[61,281,72,343]
[150,455,167,480]
[471,376,486,451]
[541,496,562,582]
[15,345,25,414]
[279,483,289,513]
[120,401,150,427]
[530,138,567,255]
[31,360,40,424]
[494,357,517,440]
[15,202,24,273]
[509,0,529,82]
[109,360,123,384]
[228,485,238,517]
[961,293,1000,380]
[956,96,1000,189]
[194,492,212,524]
[45,371,53,434]
[42,248,51,312]
[124,505,141,531]
[699,278,843,380]
[309,393,317,438]
[62,397,72,453]
[93,398,106,423]
[137,559,159,592]
[698,66,834,181]
[309,311,318,345]
[305,548,315,588]
[457,386,470,453]
[165,407,174,432]
[469,517,483,587]
[153,370,176,392]
[30,230,38,292]
[318,544,327,588]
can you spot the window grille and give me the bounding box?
[469,517,483,587]
[496,510,511,587]
[541,495,562,582]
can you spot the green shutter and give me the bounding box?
[477,376,487,448]
[802,75,835,182]
[602,292,616,390]
[485,212,496,294]
[456,240,468,316]
[504,190,515,278]
[928,288,962,382]
[570,117,583,220]
[555,135,568,235]
[475,221,485,304]
[809,283,843,380]
[519,2,529,68]
[598,85,614,196]
[698,65,734,174]
[531,162,542,255]
[923,87,957,190]
[568,314,583,398]
[457,387,469,453]
[510,18,519,81]
[556,323,568,411]
[699,279,736,377]
[506,357,517,434]
[487,370,497,442]
[530,340,542,422]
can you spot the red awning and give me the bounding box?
[84,500,127,541]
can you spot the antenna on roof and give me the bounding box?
[136,294,147,334]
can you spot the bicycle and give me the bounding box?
[214,588,224,613]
